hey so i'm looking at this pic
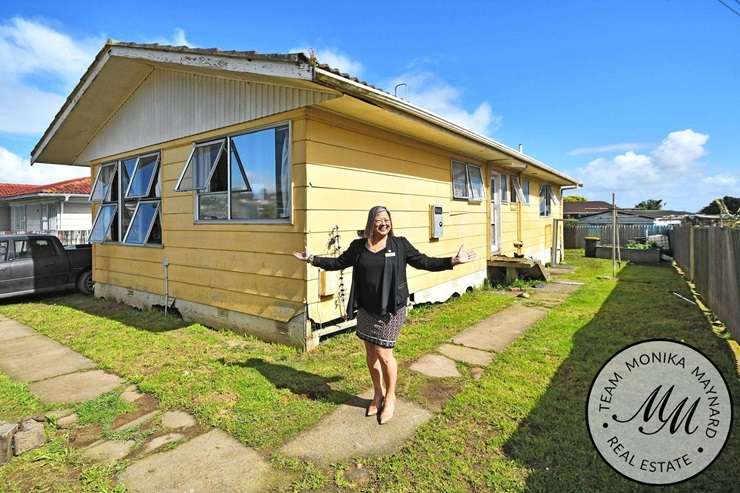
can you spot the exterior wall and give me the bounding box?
[79,68,336,163]
[302,109,489,324]
[0,205,9,232]
[90,108,310,347]
[58,200,92,231]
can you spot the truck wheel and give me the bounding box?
[77,270,94,295]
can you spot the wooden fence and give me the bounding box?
[564,223,673,249]
[670,225,740,341]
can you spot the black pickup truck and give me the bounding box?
[0,234,93,299]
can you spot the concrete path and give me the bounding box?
[0,314,281,492]
[280,393,432,464]
[0,315,116,402]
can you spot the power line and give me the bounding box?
[717,0,740,17]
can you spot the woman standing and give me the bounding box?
[294,206,476,424]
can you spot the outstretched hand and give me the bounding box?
[293,248,311,262]
[452,244,477,265]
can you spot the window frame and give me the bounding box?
[89,203,119,243]
[89,162,118,202]
[451,160,484,202]
[122,199,161,245]
[89,151,163,248]
[124,152,161,199]
[539,184,552,217]
[184,121,293,224]
[500,174,509,204]
[175,139,226,193]
[522,178,530,204]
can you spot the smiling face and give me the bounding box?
[373,210,392,239]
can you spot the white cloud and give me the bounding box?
[0,146,88,184]
[568,142,653,156]
[702,173,738,188]
[152,28,194,47]
[389,71,501,136]
[0,17,102,135]
[572,129,726,211]
[0,17,101,82]
[290,46,364,76]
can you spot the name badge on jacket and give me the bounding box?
[385,252,396,257]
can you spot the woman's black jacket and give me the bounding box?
[311,235,453,318]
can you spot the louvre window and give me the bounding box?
[89,204,118,243]
[176,124,291,222]
[89,151,161,245]
[451,161,484,201]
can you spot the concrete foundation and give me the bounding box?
[412,269,486,304]
[94,283,310,350]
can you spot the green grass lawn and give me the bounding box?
[0,278,514,452]
[1,252,737,492]
[356,253,740,492]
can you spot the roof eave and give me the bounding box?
[31,42,315,166]
[313,67,580,186]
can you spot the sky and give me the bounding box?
[0,0,737,212]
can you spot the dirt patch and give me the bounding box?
[420,379,464,412]
[111,394,159,429]
[70,423,102,447]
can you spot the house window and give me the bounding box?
[90,152,162,245]
[500,175,509,203]
[522,178,530,204]
[539,184,552,217]
[176,124,291,222]
[451,161,484,201]
[12,206,26,232]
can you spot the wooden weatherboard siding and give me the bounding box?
[91,109,309,337]
[303,109,488,322]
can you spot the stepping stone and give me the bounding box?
[161,411,196,430]
[280,394,432,464]
[45,409,74,420]
[142,433,184,454]
[83,440,135,462]
[437,343,494,366]
[120,389,143,403]
[471,367,484,380]
[114,411,159,431]
[409,354,461,378]
[0,321,35,342]
[452,305,547,352]
[57,414,79,429]
[119,430,276,493]
[29,370,122,403]
[0,334,95,382]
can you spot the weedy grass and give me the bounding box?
[0,282,513,452]
[74,392,133,429]
[354,253,740,492]
[0,373,42,422]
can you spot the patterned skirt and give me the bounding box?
[355,307,407,348]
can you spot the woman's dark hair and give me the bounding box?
[363,206,393,239]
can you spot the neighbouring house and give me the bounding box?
[578,209,691,226]
[563,200,612,220]
[0,178,92,245]
[31,42,579,349]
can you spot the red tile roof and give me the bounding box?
[0,183,37,198]
[0,177,91,199]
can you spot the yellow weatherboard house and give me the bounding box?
[32,42,579,350]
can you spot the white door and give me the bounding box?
[489,167,501,254]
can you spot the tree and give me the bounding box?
[634,199,663,210]
[699,196,740,215]
[563,195,587,202]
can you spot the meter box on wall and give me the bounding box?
[430,204,443,239]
